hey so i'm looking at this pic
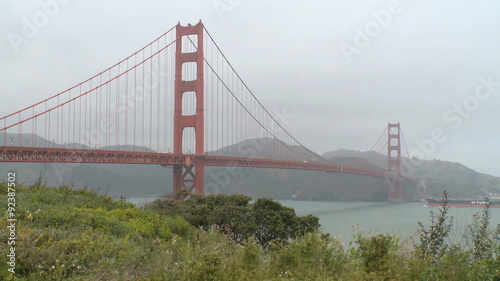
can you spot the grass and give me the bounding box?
[0,184,499,280]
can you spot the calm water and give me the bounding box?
[277,200,500,245]
[130,197,500,245]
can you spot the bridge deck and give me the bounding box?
[0,146,414,181]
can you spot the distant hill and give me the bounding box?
[324,149,500,199]
[1,134,499,201]
[208,138,324,162]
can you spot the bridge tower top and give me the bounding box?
[387,122,401,176]
[387,122,403,202]
[174,21,204,155]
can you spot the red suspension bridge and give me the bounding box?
[0,21,415,201]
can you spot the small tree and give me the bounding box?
[468,203,496,261]
[415,190,453,263]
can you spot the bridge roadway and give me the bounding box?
[0,146,415,181]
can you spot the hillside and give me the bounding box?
[1,134,499,201]
[324,149,500,199]
[208,137,324,162]
[3,184,498,280]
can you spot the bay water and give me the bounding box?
[277,200,500,246]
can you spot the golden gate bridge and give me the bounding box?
[0,21,415,201]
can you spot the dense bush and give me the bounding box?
[144,194,321,246]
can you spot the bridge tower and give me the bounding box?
[173,21,205,200]
[386,122,403,202]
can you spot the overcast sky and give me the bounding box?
[0,0,499,176]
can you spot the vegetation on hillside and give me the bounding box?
[0,184,499,280]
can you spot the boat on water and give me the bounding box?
[425,198,500,208]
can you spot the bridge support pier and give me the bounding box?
[386,177,403,202]
[173,157,205,200]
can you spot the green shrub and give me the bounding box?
[147,194,321,247]
[415,191,453,263]
[0,183,197,280]
[270,231,346,280]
